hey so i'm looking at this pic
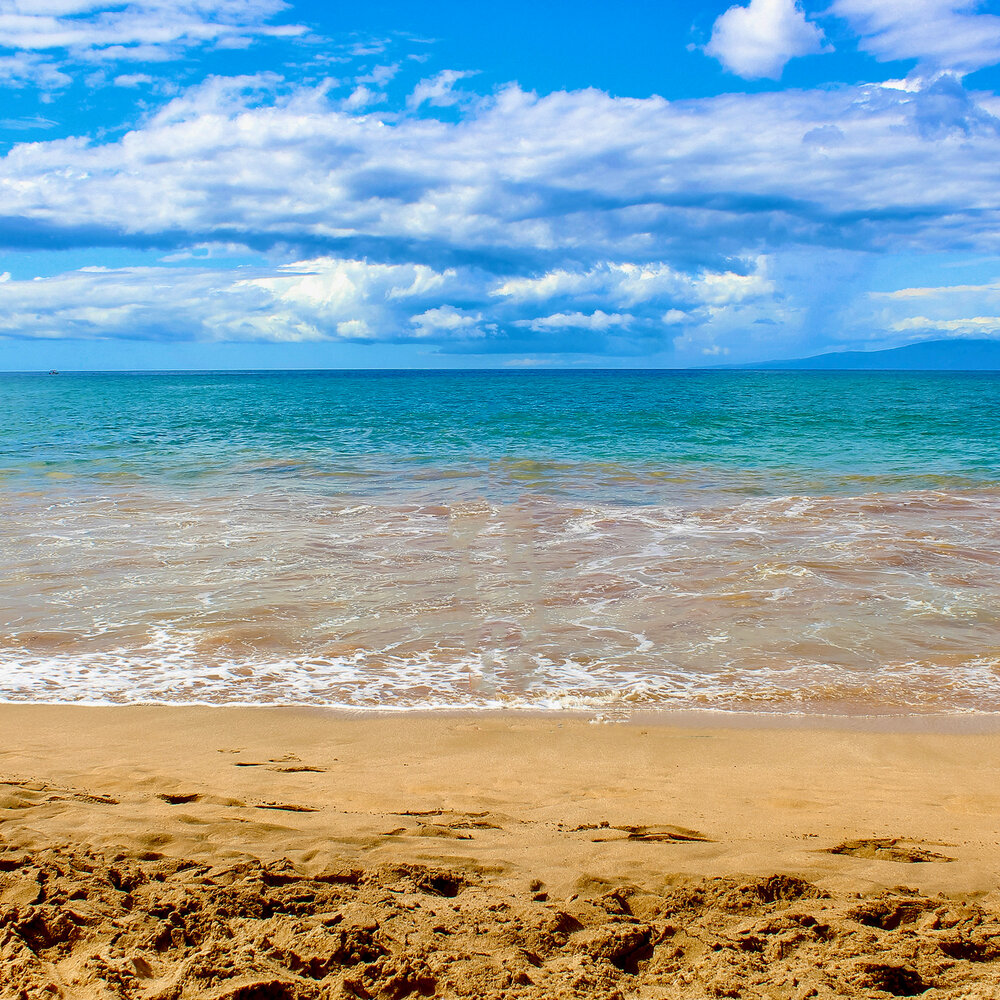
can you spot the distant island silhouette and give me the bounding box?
[714,338,1000,371]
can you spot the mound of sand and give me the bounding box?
[3,841,1000,1000]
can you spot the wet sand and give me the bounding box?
[2,706,1000,997]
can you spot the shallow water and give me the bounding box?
[3,370,1000,713]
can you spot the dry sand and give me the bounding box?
[1,706,999,998]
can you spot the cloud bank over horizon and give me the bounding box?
[2,0,1000,367]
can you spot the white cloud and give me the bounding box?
[494,262,772,309]
[356,63,398,87]
[407,69,476,109]
[335,317,370,338]
[706,0,826,79]
[341,85,385,111]
[890,314,1000,335]
[0,251,781,356]
[238,257,476,341]
[2,68,1000,358]
[0,49,69,86]
[832,0,1000,73]
[113,71,153,87]
[3,75,999,268]
[0,0,305,86]
[850,277,1000,343]
[516,310,636,332]
[0,258,476,344]
[410,305,488,338]
[874,279,1000,300]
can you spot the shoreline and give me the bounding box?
[5,700,1000,734]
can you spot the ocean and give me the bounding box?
[3,369,1000,714]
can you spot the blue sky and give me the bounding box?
[2,1,1000,369]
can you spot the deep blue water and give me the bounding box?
[2,370,1000,503]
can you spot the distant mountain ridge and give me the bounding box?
[715,338,1000,371]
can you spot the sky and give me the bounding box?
[2,1,1000,369]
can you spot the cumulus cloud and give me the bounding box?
[515,310,636,332]
[494,262,772,309]
[2,58,1000,358]
[832,0,1000,73]
[0,258,470,343]
[410,305,489,338]
[706,0,826,79]
[0,252,780,357]
[237,257,478,342]
[5,72,996,275]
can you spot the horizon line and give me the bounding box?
[4,366,1000,375]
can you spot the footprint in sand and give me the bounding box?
[2,779,118,807]
[0,781,50,810]
[157,793,202,805]
[826,838,954,863]
[254,802,320,813]
[45,790,118,805]
[382,809,507,840]
[0,792,40,811]
[393,809,503,830]
[418,824,473,840]
[564,821,712,843]
[157,792,247,808]
[233,758,327,772]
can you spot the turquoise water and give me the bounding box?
[3,370,1000,714]
[3,370,1000,501]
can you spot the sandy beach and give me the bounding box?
[2,706,999,998]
